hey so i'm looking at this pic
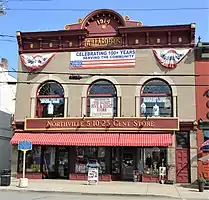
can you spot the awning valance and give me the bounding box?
[11,133,172,147]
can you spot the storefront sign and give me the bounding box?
[84,37,122,47]
[69,49,136,69]
[24,117,179,131]
[153,48,191,69]
[90,98,113,117]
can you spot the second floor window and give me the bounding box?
[140,79,173,117]
[87,79,117,117]
[36,81,65,118]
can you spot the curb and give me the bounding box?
[0,188,179,199]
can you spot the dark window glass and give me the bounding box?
[176,132,189,148]
[204,130,209,142]
[142,79,171,95]
[140,79,172,117]
[87,79,117,117]
[18,146,41,173]
[38,81,64,96]
[143,147,167,176]
[88,80,117,96]
[75,147,106,174]
[36,81,65,118]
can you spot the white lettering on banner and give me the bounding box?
[90,98,113,117]
[142,97,169,103]
[153,48,191,69]
[40,98,61,104]
[20,53,55,71]
[69,49,136,69]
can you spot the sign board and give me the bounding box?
[159,167,166,176]
[90,98,113,117]
[69,49,136,69]
[87,167,99,184]
[18,140,32,151]
[24,117,180,131]
[84,37,122,47]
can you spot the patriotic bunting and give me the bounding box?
[153,48,191,69]
[20,53,55,71]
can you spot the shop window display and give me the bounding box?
[18,146,41,173]
[87,79,117,117]
[140,79,173,117]
[75,147,106,174]
[36,81,65,118]
[143,147,167,176]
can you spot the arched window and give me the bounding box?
[87,79,117,117]
[140,79,172,117]
[36,81,65,118]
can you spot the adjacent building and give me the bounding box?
[0,58,16,173]
[11,9,197,183]
[195,41,209,179]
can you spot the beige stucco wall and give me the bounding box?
[14,49,196,121]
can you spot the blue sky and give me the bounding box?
[0,0,208,78]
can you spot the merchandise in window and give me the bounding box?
[18,146,41,173]
[143,147,167,176]
[75,147,106,174]
[140,79,172,117]
[36,81,65,118]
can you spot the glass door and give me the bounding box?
[57,147,69,179]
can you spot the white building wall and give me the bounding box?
[0,66,16,114]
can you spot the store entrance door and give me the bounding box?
[121,147,136,180]
[56,147,69,179]
[175,132,190,183]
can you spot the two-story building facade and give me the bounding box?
[11,9,197,183]
[195,41,209,179]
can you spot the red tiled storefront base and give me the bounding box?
[69,173,112,181]
[17,173,42,179]
[142,175,160,183]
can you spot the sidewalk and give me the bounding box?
[0,178,208,199]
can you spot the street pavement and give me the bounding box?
[0,190,183,200]
[0,179,209,200]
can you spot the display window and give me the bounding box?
[87,79,117,117]
[75,147,106,174]
[36,81,65,118]
[18,146,41,173]
[140,79,173,117]
[143,147,167,176]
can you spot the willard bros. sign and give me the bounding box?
[24,117,179,132]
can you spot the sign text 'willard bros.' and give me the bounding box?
[24,117,179,131]
[84,37,122,47]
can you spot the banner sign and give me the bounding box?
[39,98,63,104]
[90,98,113,117]
[20,53,55,71]
[153,48,191,69]
[70,49,136,69]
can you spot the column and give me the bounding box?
[167,132,176,182]
[190,130,198,183]
[30,97,36,117]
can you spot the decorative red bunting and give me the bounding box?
[20,53,55,71]
[153,48,191,69]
